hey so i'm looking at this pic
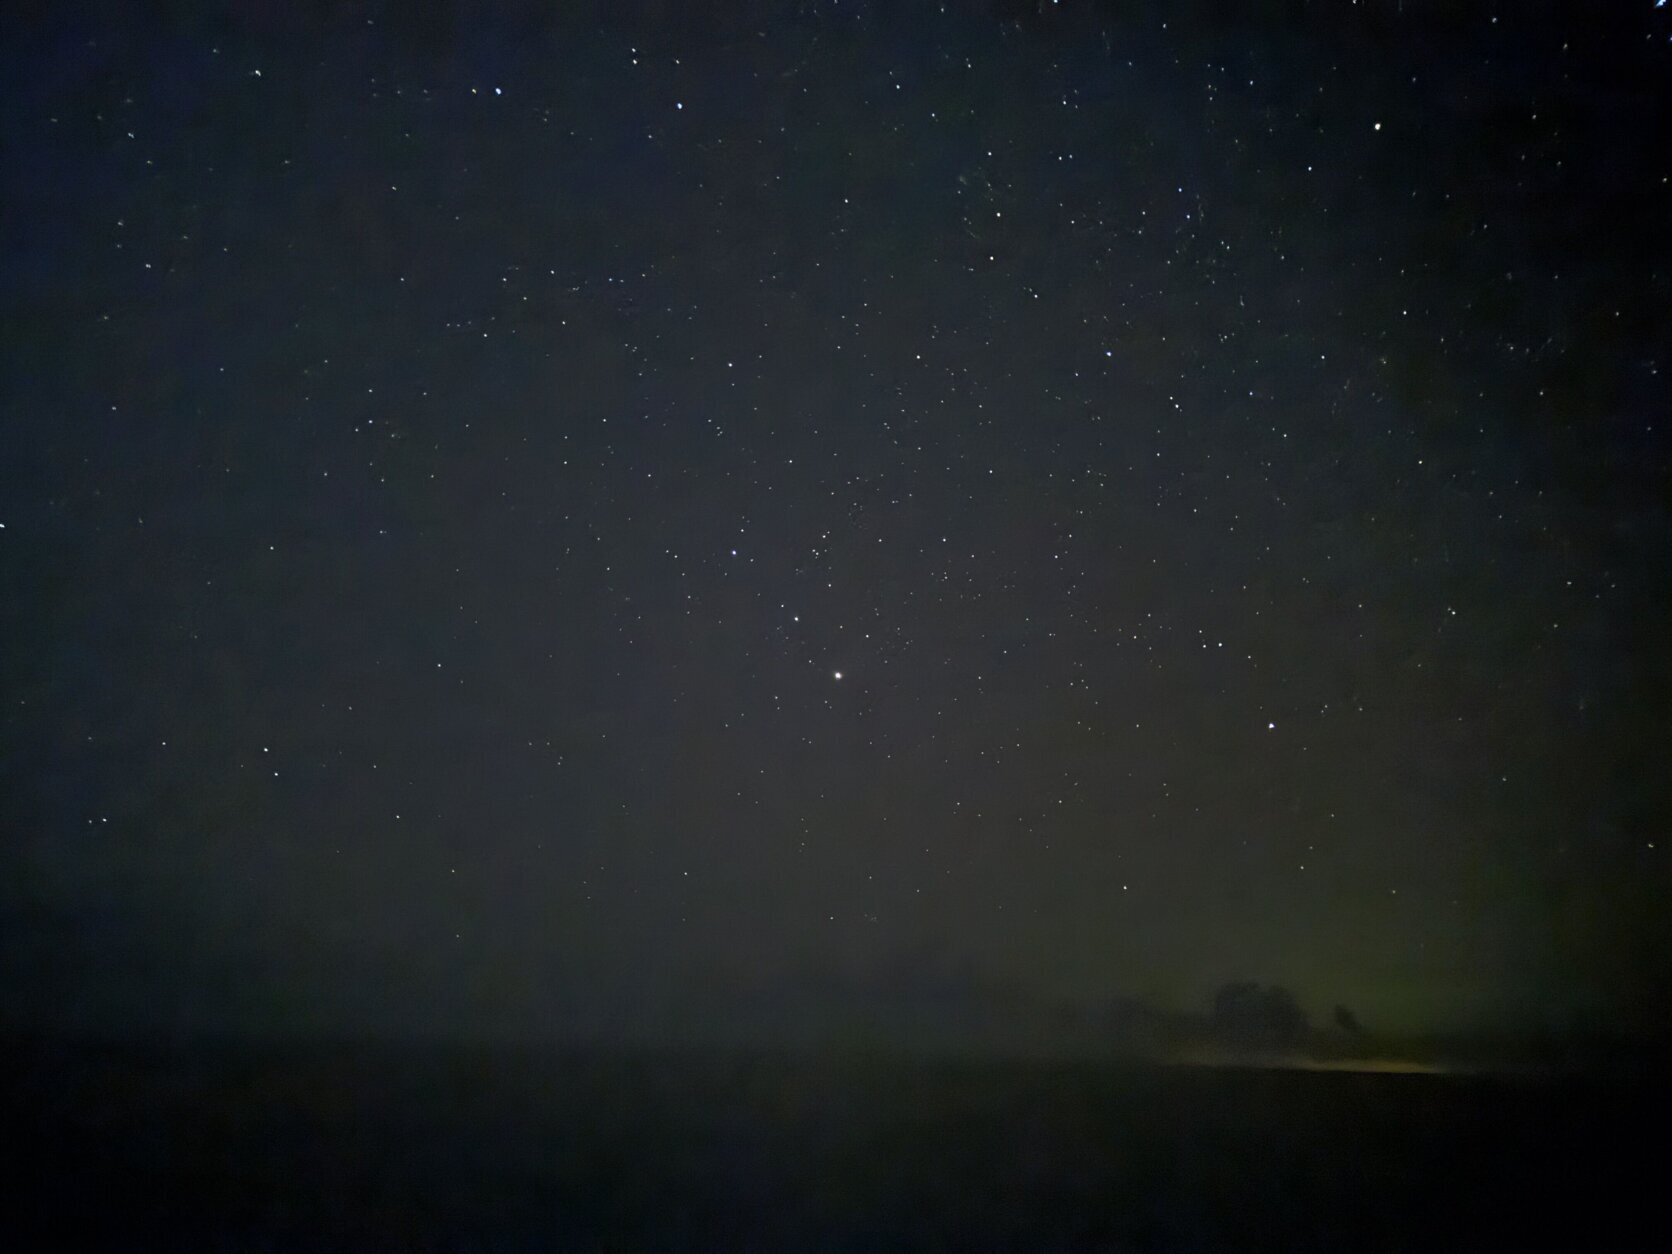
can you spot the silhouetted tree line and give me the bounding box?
[1207,983,1364,1052]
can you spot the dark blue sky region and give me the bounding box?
[3,0,1669,1047]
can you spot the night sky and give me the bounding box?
[4,0,1669,1050]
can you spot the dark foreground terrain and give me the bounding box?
[1,1038,1663,1251]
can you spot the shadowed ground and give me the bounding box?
[3,1037,1663,1251]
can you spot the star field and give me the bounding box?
[3,0,1669,1048]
